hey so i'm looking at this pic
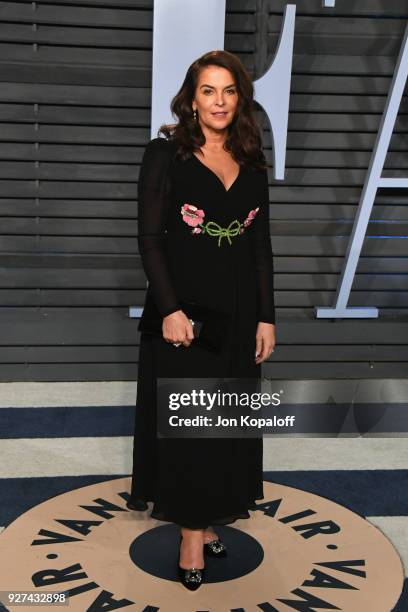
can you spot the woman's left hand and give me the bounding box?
[255,322,276,364]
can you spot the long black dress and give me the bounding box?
[127,136,275,529]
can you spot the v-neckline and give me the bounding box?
[192,152,241,193]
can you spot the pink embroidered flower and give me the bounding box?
[192,227,202,234]
[243,207,259,227]
[181,203,205,227]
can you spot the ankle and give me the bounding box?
[181,527,204,538]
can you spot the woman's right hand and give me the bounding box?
[162,310,195,347]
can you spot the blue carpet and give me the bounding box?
[0,406,134,438]
[0,472,406,610]
[1,470,407,529]
[1,402,406,609]
[0,474,125,527]
[1,404,407,438]
[263,470,408,518]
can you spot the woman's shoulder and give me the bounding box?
[245,160,268,178]
[140,138,175,171]
[144,136,170,151]
[143,136,178,160]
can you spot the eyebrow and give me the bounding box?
[200,83,236,89]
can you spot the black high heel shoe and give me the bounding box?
[177,534,205,591]
[177,565,205,590]
[204,537,227,558]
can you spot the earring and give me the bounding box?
[193,109,197,121]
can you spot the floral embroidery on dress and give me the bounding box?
[180,203,259,247]
[243,207,259,227]
[181,203,205,229]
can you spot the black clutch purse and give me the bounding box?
[138,299,232,353]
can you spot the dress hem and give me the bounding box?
[125,495,264,529]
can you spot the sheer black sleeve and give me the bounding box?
[249,167,276,324]
[137,137,181,318]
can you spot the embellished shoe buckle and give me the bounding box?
[185,568,203,584]
[207,539,226,554]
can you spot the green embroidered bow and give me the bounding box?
[203,219,242,247]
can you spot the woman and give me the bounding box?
[127,49,276,590]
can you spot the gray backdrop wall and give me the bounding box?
[0,0,407,381]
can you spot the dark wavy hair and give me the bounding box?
[158,50,267,171]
